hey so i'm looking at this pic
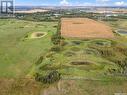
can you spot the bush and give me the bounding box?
[51,33,61,45]
[60,40,67,46]
[50,45,61,52]
[45,52,54,58]
[35,71,61,84]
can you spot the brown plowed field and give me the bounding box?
[61,18,114,39]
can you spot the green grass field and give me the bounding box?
[0,19,57,77]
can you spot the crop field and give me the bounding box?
[61,18,114,39]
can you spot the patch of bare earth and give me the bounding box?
[40,80,82,95]
[40,80,127,95]
[61,18,114,39]
[0,79,127,95]
[30,32,47,39]
[0,78,41,95]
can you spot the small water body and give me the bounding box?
[117,30,127,35]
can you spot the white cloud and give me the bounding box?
[96,0,110,3]
[60,0,69,6]
[115,1,126,6]
[96,0,110,6]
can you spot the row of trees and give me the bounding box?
[15,12,58,22]
[51,19,62,45]
[50,19,66,52]
[35,19,62,84]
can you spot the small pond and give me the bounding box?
[116,30,127,35]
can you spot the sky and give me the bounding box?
[15,0,127,6]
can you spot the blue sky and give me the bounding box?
[15,0,127,6]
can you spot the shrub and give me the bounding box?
[35,71,61,84]
[50,45,61,52]
[60,40,67,46]
[51,33,61,45]
[45,52,54,58]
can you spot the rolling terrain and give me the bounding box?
[0,11,127,95]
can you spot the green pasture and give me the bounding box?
[0,19,57,77]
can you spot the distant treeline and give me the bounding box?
[15,12,59,22]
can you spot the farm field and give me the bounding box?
[61,18,114,39]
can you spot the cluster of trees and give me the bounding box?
[51,33,61,45]
[35,71,61,84]
[102,17,118,21]
[15,10,111,22]
[114,15,127,19]
[50,45,61,52]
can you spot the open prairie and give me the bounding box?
[61,18,114,39]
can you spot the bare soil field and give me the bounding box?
[61,18,114,39]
